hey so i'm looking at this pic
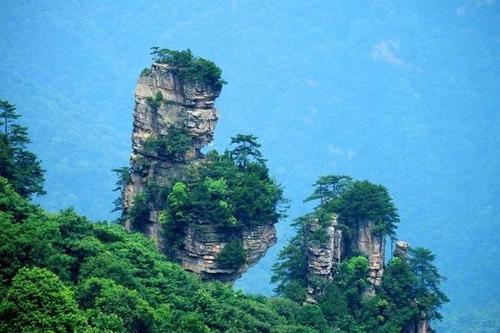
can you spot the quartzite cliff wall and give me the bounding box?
[123,63,276,281]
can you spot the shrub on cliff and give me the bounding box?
[272,175,447,332]
[150,47,226,90]
[165,138,286,230]
[216,240,247,269]
[143,126,193,160]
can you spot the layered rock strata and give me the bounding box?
[177,222,277,281]
[123,63,220,241]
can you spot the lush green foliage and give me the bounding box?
[150,47,226,89]
[0,99,45,198]
[167,137,285,228]
[229,134,266,167]
[143,126,193,160]
[333,180,400,237]
[167,151,284,239]
[0,176,330,333]
[0,267,86,332]
[161,139,285,260]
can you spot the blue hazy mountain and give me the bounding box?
[1,1,499,330]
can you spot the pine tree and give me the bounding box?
[0,99,45,197]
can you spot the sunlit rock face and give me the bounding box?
[122,64,277,281]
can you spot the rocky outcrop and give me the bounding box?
[305,217,385,301]
[354,220,385,286]
[123,63,220,238]
[122,63,277,281]
[394,240,409,258]
[177,222,276,281]
[305,214,343,303]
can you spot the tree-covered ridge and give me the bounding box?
[0,177,329,333]
[272,175,448,332]
[149,48,227,90]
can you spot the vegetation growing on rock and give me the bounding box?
[150,47,227,90]
[0,172,328,333]
[161,135,286,258]
[143,126,193,160]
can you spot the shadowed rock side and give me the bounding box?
[122,63,277,281]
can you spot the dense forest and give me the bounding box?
[0,95,447,332]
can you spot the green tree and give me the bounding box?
[408,247,449,322]
[77,277,155,333]
[272,216,309,302]
[0,267,86,332]
[304,175,353,204]
[150,47,226,89]
[111,166,131,214]
[229,134,266,168]
[0,99,45,198]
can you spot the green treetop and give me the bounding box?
[229,134,267,168]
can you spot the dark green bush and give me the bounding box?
[216,240,246,269]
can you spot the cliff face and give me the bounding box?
[354,220,385,287]
[305,216,385,301]
[123,63,277,281]
[177,222,276,281]
[306,214,343,303]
